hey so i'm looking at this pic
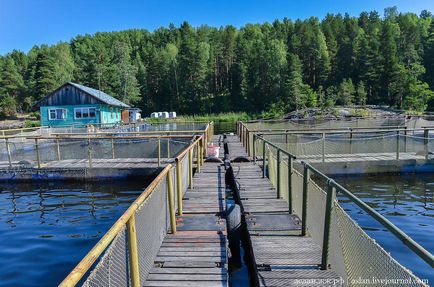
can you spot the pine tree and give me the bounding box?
[338,78,356,105]
[356,81,367,105]
[33,50,57,99]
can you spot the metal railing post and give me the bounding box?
[262,140,266,178]
[349,128,353,154]
[5,138,12,167]
[111,138,115,159]
[246,130,249,154]
[396,131,400,160]
[35,138,41,168]
[199,139,203,167]
[167,171,177,234]
[167,138,170,158]
[56,136,61,161]
[301,165,310,236]
[126,215,141,287]
[87,138,93,168]
[277,149,281,199]
[158,137,161,167]
[424,128,429,160]
[196,141,201,173]
[188,149,193,189]
[321,183,335,270]
[288,156,293,214]
[322,133,325,163]
[176,159,183,215]
[252,134,256,164]
[404,127,407,152]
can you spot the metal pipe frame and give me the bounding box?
[59,164,174,287]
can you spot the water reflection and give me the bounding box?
[336,174,434,283]
[0,181,146,287]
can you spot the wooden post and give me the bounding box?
[35,138,41,169]
[301,165,310,236]
[288,156,293,214]
[167,138,171,158]
[176,159,183,215]
[88,138,93,168]
[349,128,353,154]
[111,138,115,159]
[126,215,141,287]
[167,171,177,234]
[188,149,193,189]
[277,149,281,199]
[158,137,161,167]
[5,138,12,168]
[321,184,335,270]
[262,140,266,178]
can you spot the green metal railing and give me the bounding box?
[253,133,434,270]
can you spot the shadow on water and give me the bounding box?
[0,180,150,287]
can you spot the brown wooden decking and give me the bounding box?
[144,162,228,287]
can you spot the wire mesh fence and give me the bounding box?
[256,136,429,286]
[67,140,199,287]
[254,131,433,162]
[0,136,193,168]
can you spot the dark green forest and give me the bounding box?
[1,7,434,117]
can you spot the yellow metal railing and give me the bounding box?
[59,133,206,286]
[0,121,213,169]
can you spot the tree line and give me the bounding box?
[1,7,434,118]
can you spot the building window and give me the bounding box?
[48,108,66,120]
[74,107,96,119]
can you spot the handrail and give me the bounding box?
[24,135,196,140]
[59,164,173,287]
[240,115,408,124]
[59,125,211,286]
[50,130,208,136]
[246,127,427,135]
[251,132,434,270]
[302,160,434,268]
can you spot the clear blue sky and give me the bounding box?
[0,0,433,55]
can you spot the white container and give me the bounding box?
[150,112,158,118]
[169,111,177,118]
[158,112,163,118]
[161,112,169,119]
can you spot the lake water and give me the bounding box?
[336,174,434,283]
[0,181,147,287]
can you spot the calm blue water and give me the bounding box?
[0,181,147,287]
[336,174,434,284]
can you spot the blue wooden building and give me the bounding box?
[35,82,130,127]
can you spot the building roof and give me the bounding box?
[68,82,130,108]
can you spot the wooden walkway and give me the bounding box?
[144,162,228,287]
[226,135,342,287]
